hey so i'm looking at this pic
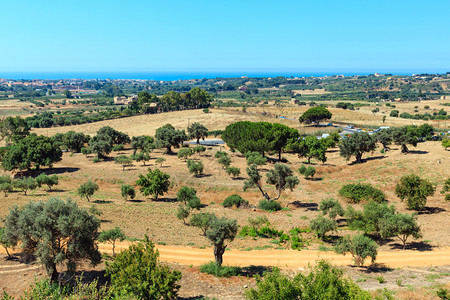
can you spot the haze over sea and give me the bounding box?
[0,70,445,81]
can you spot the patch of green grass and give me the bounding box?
[286,213,293,217]
[356,278,366,282]
[426,274,441,282]
[200,261,242,277]
[300,216,308,220]
[318,245,331,252]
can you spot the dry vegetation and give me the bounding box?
[1,107,449,298]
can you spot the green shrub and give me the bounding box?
[319,198,344,219]
[121,184,136,201]
[310,215,337,239]
[395,174,435,210]
[222,194,248,208]
[218,155,231,168]
[199,261,241,277]
[177,148,193,160]
[214,151,228,159]
[339,183,386,203]
[334,234,378,266]
[258,200,281,212]
[226,167,241,178]
[106,235,181,299]
[187,159,204,177]
[245,260,371,300]
[303,166,316,178]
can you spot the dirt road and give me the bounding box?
[100,242,450,269]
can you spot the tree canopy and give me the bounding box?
[1,134,62,172]
[136,168,170,200]
[155,124,187,154]
[339,132,376,163]
[187,122,208,144]
[3,197,101,282]
[298,107,332,125]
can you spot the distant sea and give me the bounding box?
[0,71,419,81]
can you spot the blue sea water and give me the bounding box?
[0,70,418,81]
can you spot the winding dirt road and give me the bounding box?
[100,242,450,269]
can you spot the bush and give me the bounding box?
[334,234,378,266]
[222,194,248,208]
[121,184,136,201]
[106,235,181,299]
[245,260,371,299]
[226,167,241,178]
[258,200,281,212]
[310,215,337,239]
[187,159,204,177]
[177,148,193,160]
[395,174,435,210]
[200,261,241,277]
[298,165,315,178]
[214,151,228,159]
[319,198,344,219]
[339,183,386,203]
[218,155,231,168]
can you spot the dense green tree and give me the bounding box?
[3,197,101,282]
[205,216,238,266]
[185,87,213,109]
[187,122,208,144]
[89,134,113,159]
[105,235,181,299]
[346,201,395,236]
[62,131,89,153]
[391,125,419,153]
[0,116,30,145]
[98,227,126,256]
[226,167,241,178]
[218,155,231,169]
[310,215,337,240]
[334,234,378,266]
[298,107,332,125]
[77,180,99,202]
[417,123,434,140]
[0,227,12,259]
[441,138,450,150]
[380,213,422,249]
[136,168,170,200]
[133,151,151,166]
[375,128,393,151]
[176,205,191,224]
[121,184,136,201]
[339,132,376,163]
[0,182,13,197]
[155,124,187,154]
[177,186,200,206]
[292,135,327,164]
[395,174,435,210]
[269,123,299,160]
[97,126,130,145]
[222,121,272,155]
[1,134,62,171]
[131,135,154,155]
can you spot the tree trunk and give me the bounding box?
[356,153,362,164]
[214,244,226,266]
[3,246,11,259]
[197,138,200,145]
[112,241,116,256]
[49,263,58,283]
[278,150,282,161]
[401,144,409,153]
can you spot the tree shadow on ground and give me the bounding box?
[288,201,318,211]
[359,264,394,274]
[408,150,429,155]
[68,269,109,286]
[93,200,113,204]
[418,206,446,215]
[240,265,271,277]
[348,156,385,165]
[46,189,65,193]
[194,174,212,178]
[304,177,323,181]
[390,241,434,252]
[128,199,144,203]
[152,197,178,203]
[42,167,80,175]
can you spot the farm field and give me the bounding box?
[1,108,449,298]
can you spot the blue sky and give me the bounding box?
[1,0,449,73]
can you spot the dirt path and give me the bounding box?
[100,242,450,269]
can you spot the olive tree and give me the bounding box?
[98,227,126,256]
[121,184,136,201]
[395,174,435,210]
[115,155,133,171]
[136,168,170,200]
[205,216,238,266]
[77,180,99,202]
[380,213,422,249]
[36,174,59,191]
[339,132,376,164]
[334,234,378,266]
[3,197,101,282]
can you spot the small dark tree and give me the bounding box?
[89,134,113,159]
[226,167,240,179]
[176,205,191,225]
[218,155,231,169]
[155,124,187,154]
[0,227,12,259]
[310,215,337,240]
[77,180,99,202]
[395,174,435,210]
[244,151,267,167]
[177,148,193,161]
[133,151,150,166]
[177,186,201,210]
[98,227,126,256]
[187,159,204,177]
[12,177,37,195]
[3,197,101,282]
[36,174,59,191]
[121,184,136,201]
[391,126,419,153]
[319,198,344,220]
[190,212,217,236]
[136,168,170,200]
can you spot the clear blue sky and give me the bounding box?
[1,0,449,73]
